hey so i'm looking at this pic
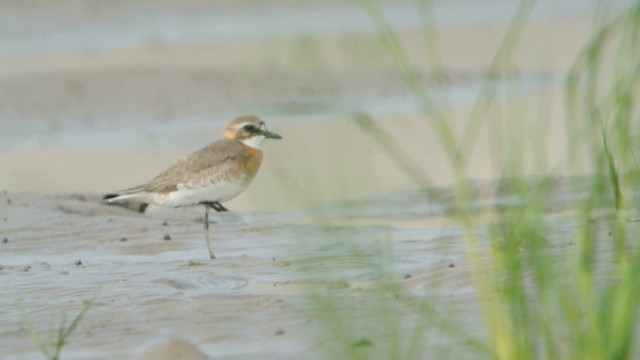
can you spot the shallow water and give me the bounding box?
[0,1,622,57]
[0,0,624,151]
[0,0,617,202]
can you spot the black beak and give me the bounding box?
[263,129,282,139]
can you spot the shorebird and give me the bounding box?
[104,115,282,259]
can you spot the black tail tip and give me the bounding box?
[102,193,148,213]
[103,193,119,200]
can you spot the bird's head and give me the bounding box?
[224,115,282,149]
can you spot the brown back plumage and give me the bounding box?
[116,138,263,196]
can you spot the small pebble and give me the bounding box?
[162,221,168,226]
[75,260,82,266]
[120,237,127,242]
[448,262,455,268]
[404,274,412,279]
[275,329,285,335]
[163,233,171,241]
[2,238,7,243]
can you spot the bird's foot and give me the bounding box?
[199,201,229,213]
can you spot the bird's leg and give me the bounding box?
[199,200,238,223]
[198,201,229,213]
[198,201,241,259]
[203,206,215,259]
[213,201,229,212]
[211,201,229,212]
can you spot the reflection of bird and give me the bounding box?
[104,115,282,259]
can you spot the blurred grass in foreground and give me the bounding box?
[304,0,640,358]
[17,288,100,360]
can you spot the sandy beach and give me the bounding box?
[0,1,633,358]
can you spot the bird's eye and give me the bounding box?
[243,124,257,132]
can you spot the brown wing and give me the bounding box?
[117,139,252,195]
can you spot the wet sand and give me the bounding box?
[3,178,632,359]
[0,1,630,358]
[0,189,477,359]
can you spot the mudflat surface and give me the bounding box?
[1,188,485,359]
[4,179,633,359]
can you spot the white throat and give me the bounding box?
[241,135,266,149]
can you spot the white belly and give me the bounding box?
[152,181,248,207]
[113,182,241,207]
[106,177,252,208]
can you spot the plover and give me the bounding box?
[104,115,282,259]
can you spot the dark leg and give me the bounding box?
[211,202,229,212]
[198,201,230,213]
[198,201,236,259]
[203,206,215,259]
